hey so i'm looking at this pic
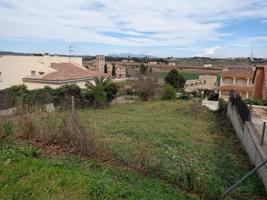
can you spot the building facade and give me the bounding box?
[219,68,254,100]
[96,55,105,71]
[0,55,82,90]
[252,65,267,100]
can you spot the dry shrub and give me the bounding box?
[19,114,37,140]
[39,113,112,161]
[131,140,153,174]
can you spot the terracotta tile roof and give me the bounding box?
[25,63,108,82]
[220,68,254,78]
[220,85,253,92]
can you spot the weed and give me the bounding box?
[19,114,37,140]
[1,121,14,136]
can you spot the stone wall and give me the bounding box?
[227,103,267,189]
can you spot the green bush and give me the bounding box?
[178,94,191,101]
[104,83,119,103]
[245,99,267,106]
[1,121,14,136]
[217,98,227,113]
[161,84,176,100]
[165,69,186,89]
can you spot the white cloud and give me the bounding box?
[0,0,267,56]
[197,46,223,57]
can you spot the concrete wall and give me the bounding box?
[0,107,16,116]
[0,55,82,90]
[227,103,267,189]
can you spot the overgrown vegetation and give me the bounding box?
[134,75,155,101]
[161,84,176,100]
[165,69,186,89]
[245,98,267,106]
[4,80,119,110]
[1,101,266,199]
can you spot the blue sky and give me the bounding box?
[0,0,267,58]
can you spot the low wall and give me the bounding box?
[227,103,267,189]
[0,107,16,116]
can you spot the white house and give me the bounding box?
[0,54,107,90]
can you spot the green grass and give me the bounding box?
[1,100,266,199]
[0,141,197,200]
[158,72,199,80]
[78,101,266,199]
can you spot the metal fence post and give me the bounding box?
[261,121,266,146]
[71,96,76,131]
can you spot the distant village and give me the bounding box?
[0,53,266,102]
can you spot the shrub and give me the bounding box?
[217,98,227,113]
[1,121,14,136]
[165,69,185,89]
[19,114,37,140]
[104,83,119,103]
[161,84,176,100]
[178,94,191,101]
[134,76,155,101]
[89,86,107,108]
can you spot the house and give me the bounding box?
[219,68,254,100]
[199,75,217,88]
[115,65,127,78]
[252,65,267,100]
[23,63,108,89]
[0,54,82,90]
[168,62,176,66]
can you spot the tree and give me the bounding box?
[112,64,116,77]
[85,77,118,107]
[161,84,176,100]
[165,69,185,89]
[104,63,108,73]
[134,76,155,101]
[140,63,147,74]
[105,83,119,103]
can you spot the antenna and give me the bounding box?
[68,45,74,63]
[250,43,253,60]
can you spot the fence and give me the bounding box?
[0,90,15,110]
[229,90,250,124]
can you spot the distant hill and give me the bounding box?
[108,53,156,58]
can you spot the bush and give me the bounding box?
[165,69,185,89]
[178,94,191,101]
[134,76,155,101]
[161,84,176,100]
[245,99,267,106]
[89,85,107,108]
[1,121,14,136]
[217,98,227,113]
[104,83,119,103]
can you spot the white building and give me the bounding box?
[0,54,107,90]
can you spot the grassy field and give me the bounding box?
[0,100,266,199]
[158,72,200,80]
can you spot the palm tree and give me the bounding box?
[85,77,111,89]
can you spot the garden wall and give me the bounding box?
[227,103,267,190]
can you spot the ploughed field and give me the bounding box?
[0,100,266,199]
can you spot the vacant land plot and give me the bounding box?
[0,100,266,199]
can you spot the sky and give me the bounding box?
[0,0,267,58]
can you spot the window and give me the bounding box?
[31,71,36,76]
[0,72,2,82]
[235,78,247,86]
[222,78,233,84]
[39,71,44,76]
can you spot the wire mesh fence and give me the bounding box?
[229,90,250,124]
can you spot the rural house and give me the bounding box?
[219,68,254,100]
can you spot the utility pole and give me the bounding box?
[68,45,74,63]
